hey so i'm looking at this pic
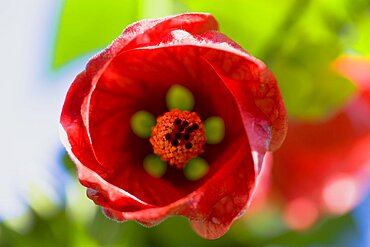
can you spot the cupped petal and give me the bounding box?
[60,13,287,240]
[196,31,287,155]
[188,140,256,239]
[60,72,104,175]
[71,12,220,176]
[85,43,278,238]
[133,28,287,169]
[84,12,218,85]
[60,72,158,212]
[82,29,283,237]
[80,12,219,144]
[60,13,221,209]
[87,44,249,207]
[101,137,256,239]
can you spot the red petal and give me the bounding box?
[101,138,256,239]
[60,13,221,207]
[148,29,287,168]
[60,13,287,239]
[85,13,218,83]
[60,72,104,175]
[188,140,256,239]
[60,72,156,211]
[87,45,250,206]
[84,42,277,238]
[198,31,287,154]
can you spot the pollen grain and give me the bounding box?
[150,109,206,168]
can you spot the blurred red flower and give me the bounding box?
[60,13,287,239]
[271,56,370,230]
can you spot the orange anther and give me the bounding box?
[150,109,206,168]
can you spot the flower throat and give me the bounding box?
[150,109,206,168]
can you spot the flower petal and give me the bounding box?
[60,72,103,174]
[77,12,220,167]
[60,72,157,211]
[60,13,287,240]
[85,45,266,238]
[135,28,288,169]
[86,44,249,207]
[101,137,256,239]
[188,140,256,239]
[85,12,218,83]
[60,13,221,209]
[198,31,287,154]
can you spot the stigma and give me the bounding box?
[150,109,206,168]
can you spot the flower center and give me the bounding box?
[150,109,206,168]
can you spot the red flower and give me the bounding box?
[60,13,287,239]
[271,56,370,230]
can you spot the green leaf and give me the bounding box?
[181,0,297,57]
[268,214,359,246]
[140,0,175,19]
[267,0,368,119]
[352,12,370,55]
[271,34,356,120]
[62,152,77,177]
[53,0,180,69]
[53,0,140,68]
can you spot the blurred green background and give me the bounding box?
[1,0,369,246]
